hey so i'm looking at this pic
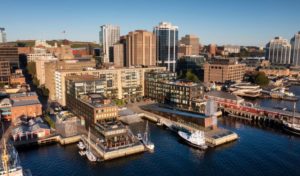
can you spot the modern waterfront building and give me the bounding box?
[154,22,178,72]
[126,30,156,67]
[99,25,120,64]
[204,58,246,83]
[266,37,291,65]
[50,66,165,106]
[66,76,118,126]
[180,35,200,55]
[291,32,300,66]
[0,28,6,43]
[144,71,203,110]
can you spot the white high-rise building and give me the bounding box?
[266,37,291,65]
[0,28,7,43]
[291,31,300,66]
[99,25,120,64]
[154,22,179,72]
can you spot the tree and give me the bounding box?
[185,70,199,82]
[255,72,269,86]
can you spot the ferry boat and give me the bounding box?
[0,140,31,176]
[142,121,155,151]
[178,130,208,150]
[229,83,262,98]
[270,88,298,101]
[283,102,300,135]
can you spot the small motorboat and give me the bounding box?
[77,141,86,150]
[79,150,86,156]
[137,133,143,141]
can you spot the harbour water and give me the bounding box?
[17,86,300,176]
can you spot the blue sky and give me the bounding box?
[1,0,299,46]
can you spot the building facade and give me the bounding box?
[0,61,10,84]
[0,28,6,43]
[113,43,124,67]
[180,35,200,55]
[0,47,19,71]
[126,30,156,67]
[154,22,178,72]
[99,25,120,64]
[51,66,165,106]
[177,44,192,59]
[176,55,206,81]
[144,71,203,110]
[266,37,291,65]
[44,59,96,100]
[65,76,118,126]
[204,59,246,83]
[291,32,300,66]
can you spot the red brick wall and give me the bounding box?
[11,104,42,121]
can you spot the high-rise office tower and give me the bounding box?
[291,31,300,66]
[99,25,120,64]
[126,30,156,67]
[266,37,291,65]
[154,22,178,72]
[0,28,7,43]
[180,35,200,55]
[113,43,124,67]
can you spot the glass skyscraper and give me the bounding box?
[99,25,120,64]
[0,28,7,43]
[154,22,178,72]
[291,31,300,66]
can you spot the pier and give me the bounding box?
[80,135,145,161]
[205,91,300,124]
[127,102,238,147]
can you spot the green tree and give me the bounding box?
[255,72,269,86]
[185,70,199,82]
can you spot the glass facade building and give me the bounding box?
[291,32,300,66]
[154,22,178,72]
[99,25,120,64]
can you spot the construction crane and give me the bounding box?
[1,139,9,176]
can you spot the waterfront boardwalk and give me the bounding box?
[127,102,238,147]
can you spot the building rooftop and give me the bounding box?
[66,75,99,82]
[205,91,244,102]
[12,99,41,107]
[9,92,37,98]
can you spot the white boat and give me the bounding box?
[178,130,208,150]
[78,151,86,156]
[137,133,143,141]
[142,121,155,151]
[77,141,86,150]
[86,151,97,162]
[283,102,300,135]
[86,127,97,162]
